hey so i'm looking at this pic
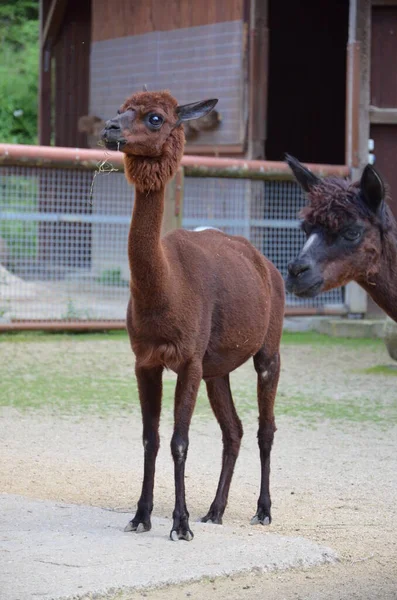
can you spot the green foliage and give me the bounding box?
[0,174,38,258]
[0,1,39,144]
[98,268,129,287]
[62,300,93,321]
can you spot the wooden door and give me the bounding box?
[370,4,397,219]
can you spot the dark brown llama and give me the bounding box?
[285,155,397,322]
[101,90,285,541]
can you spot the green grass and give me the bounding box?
[0,330,394,425]
[361,365,397,376]
[0,330,382,347]
[0,330,128,343]
[276,391,392,424]
[281,330,383,348]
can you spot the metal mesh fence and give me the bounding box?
[0,163,344,326]
[0,166,131,323]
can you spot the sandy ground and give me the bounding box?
[1,409,396,599]
[1,335,396,598]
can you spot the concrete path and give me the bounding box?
[0,494,336,600]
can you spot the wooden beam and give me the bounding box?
[38,0,52,145]
[345,0,371,171]
[184,144,244,156]
[162,168,184,236]
[346,40,361,167]
[369,106,397,124]
[345,0,371,316]
[41,0,68,49]
[247,0,269,160]
[372,0,397,5]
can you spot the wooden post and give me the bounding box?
[345,0,371,315]
[38,0,52,145]
[162,167,184,237]
[247,0,269,160]
[346,0,371,171]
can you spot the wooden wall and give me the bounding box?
[91,0,243,41]
[89,0,246,150]
[54,0,91,147]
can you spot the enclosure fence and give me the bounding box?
[0,144,350,330]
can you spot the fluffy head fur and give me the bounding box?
[301,178,391,234]
[119,90,185,191]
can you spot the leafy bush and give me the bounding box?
[0,1,39,144]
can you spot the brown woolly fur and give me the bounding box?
[302,179,393,234]
[123,130,184,192]
[286,155,397,322]
[101,89,285,542]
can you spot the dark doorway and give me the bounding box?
[265,0,349,164]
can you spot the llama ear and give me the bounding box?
[176,99,218,123]
[285,154,320,193]
[360,164,385,215]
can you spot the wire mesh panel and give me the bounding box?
[183,177,252,237]
[0,160,345,327]
[0,165,132,323]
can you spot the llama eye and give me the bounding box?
[343,229,362,242]
[147,114,164,129]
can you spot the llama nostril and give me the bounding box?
[288,261,311,278]
[106,121,120,131]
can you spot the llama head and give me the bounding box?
[101,90,217,191]
[285,154,391,297]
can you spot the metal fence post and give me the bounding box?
[345,281,368,315]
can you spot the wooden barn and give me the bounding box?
[38,0,397,316]
[39,0,397,194]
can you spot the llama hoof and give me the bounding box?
[124,519,151,533]
[170,527,194,541]
[200,512,223,525]
[250,513,271,526]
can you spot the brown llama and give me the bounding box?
[100,90,285,541]
[285,155,397,322]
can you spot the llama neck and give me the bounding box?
[128,186,168,306]
[362,231,397,322]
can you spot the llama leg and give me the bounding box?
[251,348,280,526]
[124,365,163,533]
[170,360,202,541]
[201,375,243,524]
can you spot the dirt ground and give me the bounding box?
[1,335,396,599]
